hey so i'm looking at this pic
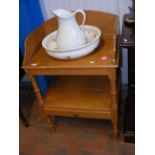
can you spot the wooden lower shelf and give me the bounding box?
[44,76,112,119]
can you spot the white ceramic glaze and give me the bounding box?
[42,25,101,60]
[53,9,86,49]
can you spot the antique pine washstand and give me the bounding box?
[23,11,120,138]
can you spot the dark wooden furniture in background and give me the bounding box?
[120,14,135,143]
[19,50,29,127]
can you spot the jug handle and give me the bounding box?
[73,9,86,31]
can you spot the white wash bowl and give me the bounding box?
[42,25,101,60]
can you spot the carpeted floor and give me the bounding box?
[19,81,134,155]
[19,101,135,155]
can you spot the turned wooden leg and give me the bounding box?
[111,96,118,139]
[108,70,118,139]
[28,75,56,132]
[47,115,56,133]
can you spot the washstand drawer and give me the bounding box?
[45,109,111,120]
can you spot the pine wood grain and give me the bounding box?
[23,11,120,138]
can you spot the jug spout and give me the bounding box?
[53,9,72,19]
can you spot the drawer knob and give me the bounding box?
[74,114,78,117]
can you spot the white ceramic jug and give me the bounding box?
[53,9,86,49]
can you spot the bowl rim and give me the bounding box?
[42,25,101,53]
